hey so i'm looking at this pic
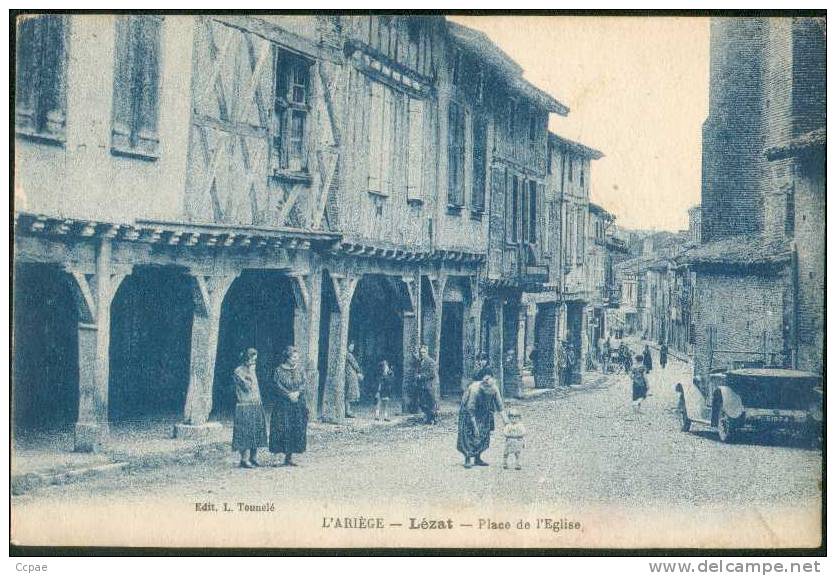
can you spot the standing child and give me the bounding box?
[374,359,394,421]
[503,408,526,470]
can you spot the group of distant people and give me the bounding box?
[228,340,433,469]
[231,346,308,469]
[627,341,669,412]
[227,336,672,470]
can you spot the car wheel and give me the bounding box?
[717,407,734,443]
[677,393,691,432]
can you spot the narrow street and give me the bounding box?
[12,351,822,548]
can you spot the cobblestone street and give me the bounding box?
[12,350,822,548]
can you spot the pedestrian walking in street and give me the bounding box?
[502,407,526,471]
[564,343,576,385]
[457,369,506,468]
[643,344,653,373]
[374,359,394,421]
[659,343,669,370]
[232,348,267,469]
[620,344,632,373]
[269,345,309,466]
[413,345,439,424]
[556,341,568,385]
[344,341,363,418]
[630,354,649,412]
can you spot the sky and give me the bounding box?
[450,16,710,231]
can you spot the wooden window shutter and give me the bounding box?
[463,107,472,207]
[538,183,547,249]
[15,17,41,133]
[15,15,67,140]
[367,82,384,193]
[504,169,514,244]
[471,112,487,212]
[380,85,393,196]
[407,97,424,202]
[112,15,161,159]
[447,101,459,206]
[521,179,529,244]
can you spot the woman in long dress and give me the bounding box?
[457,369,506,468]
[344,342,363,418]
[232,348,267,468]
[269,345,309,466]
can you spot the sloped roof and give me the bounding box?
[588,202,613,218]
[548,132,604,159]
[446,20,522,75]
[675,234,791,267]
[446,20,569,116]
[614,254,658,275]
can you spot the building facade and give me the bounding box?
[15,14,597,451]
[687,16,824,380]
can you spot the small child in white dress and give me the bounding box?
[503,408,526,470]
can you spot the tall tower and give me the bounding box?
[700,17,768,243]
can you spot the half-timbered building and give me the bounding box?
[14,14,580,451]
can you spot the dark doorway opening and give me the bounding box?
[439,301,464,397]
[566,302,584,385]
[13,264,79,433]
[109,267,194,423]
[212,271,295,419]
[348,275,407,402]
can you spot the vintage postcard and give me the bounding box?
[10,12,824,551]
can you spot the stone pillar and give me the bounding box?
[516,305,527,370]
[534,302,559,389]
[73,238,126,453]
[321,274,358,422]
[291,269,322,417]
[401,274,419,413]
[426,275,447,362]
[487,299,505,393]
[463,294,483,385]
[401,310,418,413]
[503,299,524,398]
[175,273,236,439]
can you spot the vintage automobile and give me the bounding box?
[675,368,823,444]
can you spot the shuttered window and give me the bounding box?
[471,111,487,212]
[528,180,538,244]
[521,179,529,244]
[406,97,424,202]
[112,15,161,159]
[15,14,67,142]
[271,50,311,174]
[367,81,397,196]
[509,174,520,244]
[447,101,465,206]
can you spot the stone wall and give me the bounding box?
[692,266,790,379]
